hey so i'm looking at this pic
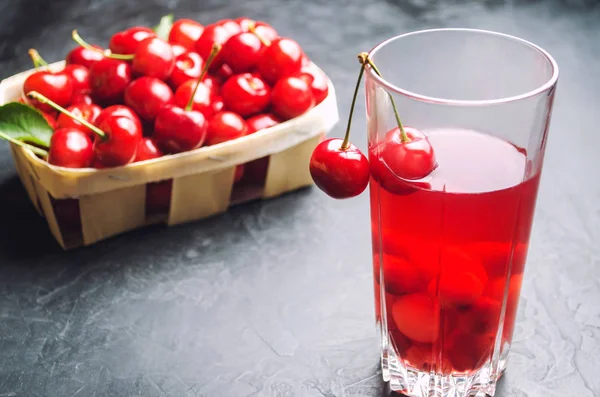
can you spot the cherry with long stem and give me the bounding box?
[248,22,271,47]
[154,44,221,153]
[28,49,49,68]
[72,30,134,60]
[186,43,221,111]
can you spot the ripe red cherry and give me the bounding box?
[202,75,220,96]
[89,58,132,104]
[271,76,315,120]
[258,38,304,85]
[212,96,224,113]
[216,19,242,36]
[57,103,101,138]
[221,73,271,117]
[132,37,175,80]
[369,143,431,195]
[154,104,208,153]
[235,17,254,32]
[124,77,173,121]
[95,105,143,134]
[170,43,187,57]
[195,25,232,70]
[62,64,90,94]
[169,51,204,89]
[309,138,370,199]
[221,32,263,73]
[206,111,248,146]
[168,19,204,50]
[47,127,94,168]
[246,113,281,133]
[109,26,155,54]
[134,137,164,162]
[24,71,73,113]
[71,92,94,105]
[66,45,104,69]
[253,22,279,42]
[94,116,142,166]
[294,64,329,105]
[379,127,436,180]
[173,80,214,118]
[215,64,234,82]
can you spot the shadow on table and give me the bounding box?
[0,175,63,260]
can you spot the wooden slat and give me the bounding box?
[33,181,66,249]
[263,134,321,198]
[79,185,146,246]
[168,168,235,226]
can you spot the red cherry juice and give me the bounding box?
[370,128,540,374]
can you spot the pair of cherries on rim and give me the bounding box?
[309,53,437,199]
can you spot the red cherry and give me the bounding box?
[47,127,94,168]
[202,75,221,96]
[392,293,440,344]
[93,116,142,166]
[89,58,132,104]
[24,71,73,113]
[428,272,485,308]
[216,19,242,36]
[132,37,175,80]
[294,64,329,105]
[39,110,58,130]
[154,104,208,153]
[170,43,187,57]
[195,25,232,71]
[206,111,248,146]
[257,38,304,85]
[134,137,164,162]
[71,92,94,105]
[124,77,173,122]
[66,45,104,69]
[253,22,279,43]
[373,253,425,295]
[211,96,224,113]
[246,113,281,133]
[271,76,315,120]
[234,165,245,183]
[57,103,101,138]
[95,105,142,134]
[309,138,370,199]
[168,19,204,50]
[369,142,431,195]
[109,26,156,54]
[169,51,204,89]
[380,127,437,180]
[221,32,263,73]
[215,63,234,82]
[235,17,254,32]
[221,73,270,117]
[62,64,90,94]
[173,80,214,118]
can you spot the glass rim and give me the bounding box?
[367,28,560,107]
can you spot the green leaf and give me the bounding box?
[0,102,53,149]
[153,14,174,41]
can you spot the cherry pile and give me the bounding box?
[18,17,329,169]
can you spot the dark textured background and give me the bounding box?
[1,0,599,396]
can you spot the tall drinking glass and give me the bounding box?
[366,29,558,397]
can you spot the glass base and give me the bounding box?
[378,325,510,397]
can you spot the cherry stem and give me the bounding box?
[27,91,107,141]
[362,55,409,143]
[28,49,48,68]
[0,131,48,157]
[71,30,134,60]
[185,43,221,111]
[340,53,368,151]
[248,22,271,47]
